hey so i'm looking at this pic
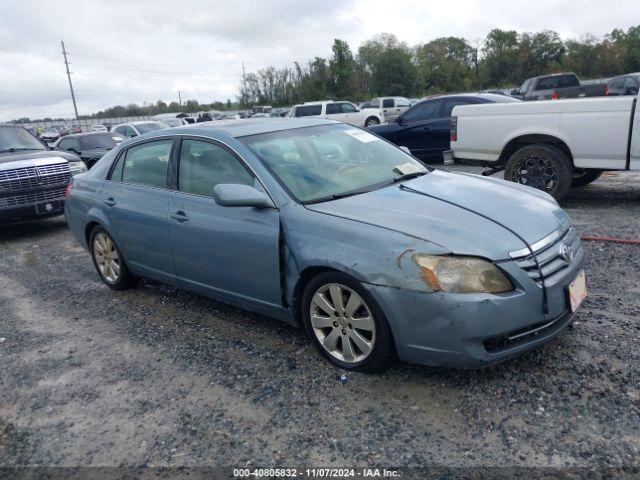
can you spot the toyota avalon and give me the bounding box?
[65,118,586,371]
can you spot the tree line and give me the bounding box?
[238,25,640,106]
[10,24,640,123]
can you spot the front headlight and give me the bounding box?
[412,254,513,293]
[68,161,87,175]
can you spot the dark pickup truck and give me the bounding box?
[0,125,87,223]
[511,73,607,101]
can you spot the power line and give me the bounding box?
[61,40,79,121]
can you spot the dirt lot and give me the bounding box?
[1,167,639,473]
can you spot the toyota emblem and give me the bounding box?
[559,243,573,262]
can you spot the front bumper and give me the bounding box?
[0,198,65,223]
[366,254,585,368]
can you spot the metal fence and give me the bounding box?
[12,116,155,132]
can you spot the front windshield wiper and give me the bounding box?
[305,186,379,205]
[390,171,428,183]
[0,147,44,153]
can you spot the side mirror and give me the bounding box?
[396,117,405,124]
[627,87,638,95]
[66,147,78,154]
[511,89,519,96]
[212,184,275,209]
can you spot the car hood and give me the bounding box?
[368,123,400,135]
[0,149,80,167]
[305,170,569,260]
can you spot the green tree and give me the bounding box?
[481,29,519,87]
[415,37,474,93]
[329,39,358,99]
[358,33,418,97]
[517,30,565,79]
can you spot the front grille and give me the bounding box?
[0,188,66,208]
[512,227,582,285]
[0,163,71,192]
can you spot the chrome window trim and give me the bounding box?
[105,132,278,207]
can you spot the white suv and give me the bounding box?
[289,101,383,127]
[360,97,412,122]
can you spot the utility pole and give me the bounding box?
[61,41,79,121]
[178,90,182,107]
[241,61,247,106]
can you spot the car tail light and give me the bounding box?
[450,116,458,142]
[64,178,74,198]
[605,84,609,96]
[551,91,559,100]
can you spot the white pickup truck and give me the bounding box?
[449,94,639,200]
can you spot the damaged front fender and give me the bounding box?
[279,203,450,311]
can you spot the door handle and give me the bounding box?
[169,211,190,223]
[103,197,116,207]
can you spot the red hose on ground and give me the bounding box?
[580,235,640,245]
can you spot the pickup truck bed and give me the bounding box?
[450,95,639,199]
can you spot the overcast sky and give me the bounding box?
[1,0,639,121]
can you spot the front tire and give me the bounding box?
[572,168,603,187]
[364,117,380,127]
[90,226,136,290]
[301,272,395,372]
[505,144,573,200]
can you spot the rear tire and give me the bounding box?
[89,226,137,290]
[364,117,380,127]
[572,168,603,187]
[301,271,395,372]
[505,144,573,200]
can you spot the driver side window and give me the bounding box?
[340,102,358,113]
[178,140,256,197]
[400,100,441,123]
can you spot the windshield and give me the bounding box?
[79,133,123,149]
[0,127,46,152]
[518,79,531,93]
[241,124,428,203]
[135,122,167,134]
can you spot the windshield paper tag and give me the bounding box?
[345,129,379,143]
[393,163,423,175]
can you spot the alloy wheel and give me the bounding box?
[309,283,376,363]
[93,232,120,282]
[511,154,559,192]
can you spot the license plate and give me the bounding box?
[568,270,587,312]
[35,200,62,215]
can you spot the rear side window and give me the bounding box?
[441,99,472,118]
[110,140,172,188]
[294,105,322,117]
[178,140,255,197]
[382,98,394,108]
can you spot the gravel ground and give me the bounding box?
[0,167,639,473]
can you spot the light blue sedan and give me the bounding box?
[65,118,586,371]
